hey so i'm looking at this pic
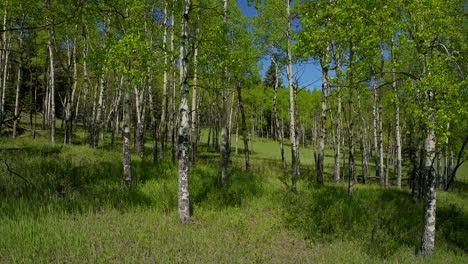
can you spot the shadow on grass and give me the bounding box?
[276,184,467,259]
[0,143,265,219]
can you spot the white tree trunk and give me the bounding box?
[12,31,22,139]
[372,80,380,180]
[220,0,231,186]
[420,90,437,257]
[123,88,132,188]
[178,0,191,224]
[0,6,9,128]
[392,40,402,188]
[191,20,199,165]
[47,26,56,143]
[334,80,342,184]
[286,0,299,191]
[159,2,169,159]
[271,57,287,171]
[317,48,330,184]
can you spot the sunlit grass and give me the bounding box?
[0,124,466,263]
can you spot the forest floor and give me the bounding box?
[0,124,467,263]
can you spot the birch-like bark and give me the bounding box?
[12,30,22,139]
[0,5,9,128]
[191,19,199,166]
[159,2,169,159]
[91,76,106,148]
[391,39,402,188]
[372,79,380,180]
[378,84,384,186]
[47,25,56,143]
[178,0,191,224]
[317,46,330,184]
[123,87,132,188]
[358,95,369,184]
[134,83,146,160]
[220,0,231,186]
[334,70,342,183]
[64,33,78,144]
[171,4,177,164]
[271,57,287,171]
[286,0,299,191]
[420,90,436,257]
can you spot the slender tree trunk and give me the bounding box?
[358,95,368,184]
[317,47,330,184]
[348,43,355,198]
[271,57,287,171]
[378,85,384,186]
[237,81,250,172]
[0,6,9,129]
[47,26,56,144]
[191,20,199,166]
[134,84,146,160]
[159,2,169,159]
[12,32,22,139]
[123,87,132,188]
[178,0,191,224]
[148,75,158,163]
[392,40,403,188]
[334,81,342,184]
[372,80,380,180]
[286,0,299,191]
[64,33,78,144]
[220,0,231,186]
[235,113,239,155]
[385,125,392,187]
[170,4,177,164]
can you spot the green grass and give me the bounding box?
[0,124,466,263]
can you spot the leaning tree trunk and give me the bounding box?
[286,0,299,191]
[317,46,330,184]
[177,0,191,224]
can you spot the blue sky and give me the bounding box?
[237,0,323,91]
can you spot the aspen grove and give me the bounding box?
[0,0,466,262]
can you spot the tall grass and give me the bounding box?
[0,128,466,263]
